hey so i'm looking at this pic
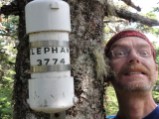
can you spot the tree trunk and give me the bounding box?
[1,0,108,119]
[66,1,107,118]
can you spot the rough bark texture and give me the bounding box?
[1,0,159,119]
[65,0,107,118]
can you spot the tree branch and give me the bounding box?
[0,0,32,16]
[121,0,141,11]
[1,0,19,15]
[103,19,126,23]
[2,0,159,27]
[115,8,159,26]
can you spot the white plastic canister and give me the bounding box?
[25,0,75,113]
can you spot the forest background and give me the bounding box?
[0,0,159,119]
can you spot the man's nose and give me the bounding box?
[128,50,140,63]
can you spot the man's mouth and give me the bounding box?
[124,71,146,76]
[120,64,149,78]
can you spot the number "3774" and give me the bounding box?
[36,58,65,66]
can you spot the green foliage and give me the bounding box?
[145,12,157,19]
[155,45,159,64]
[153,90,159,103]
[0,87,13,119]
[0,15,18,119]
[153,45,159,103]
[105,86,118,115]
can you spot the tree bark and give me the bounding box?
[65,0,107,118]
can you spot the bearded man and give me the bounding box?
[105,29,159,119]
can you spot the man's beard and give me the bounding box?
[109,63,156,92]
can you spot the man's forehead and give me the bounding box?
[105,30,156,60]
[110,37,151,48]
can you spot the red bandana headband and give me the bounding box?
[105,29,156,60]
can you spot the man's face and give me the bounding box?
[109,37,158,92]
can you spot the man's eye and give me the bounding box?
[112,50,127,58]
[139,50,150,57]
[115,51,125,56]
